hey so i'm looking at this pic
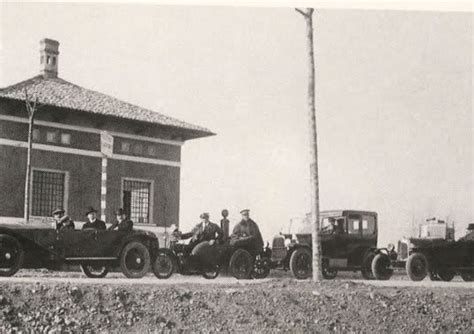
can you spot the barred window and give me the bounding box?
[32,170,66,217]
[122,179,151,224]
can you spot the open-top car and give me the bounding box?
[372,237,474,282]
[265,210,379,279]
[0,222,159,278]
[371,220,474,281]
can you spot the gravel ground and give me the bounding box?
[0,271,473,333]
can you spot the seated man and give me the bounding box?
[230,209,264,255]
[108,208,133,232]
[52,207,75,230]
[82,207,106,230]
[180,212,224,253]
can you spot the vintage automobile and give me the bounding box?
[152,235,266,280]
[0,222,159,278]
[372,237,474,282]
[264,210,379,279]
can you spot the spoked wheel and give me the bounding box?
[80,264,109,278]
[406,253,429,281]
[437,269,455,282]
[251,256,271,279]
[152,252,174,279]
[371,254,393,280]
[202,265,220,279]
[361,252,375,280]
[120,241,151,278]
[290,248,312,280]
[0,235,24,277]
[229,249,253,280]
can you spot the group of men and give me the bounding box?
[51,207,134,232]
[174,208,264,256]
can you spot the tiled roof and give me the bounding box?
[0,75,214,138]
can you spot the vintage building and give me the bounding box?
[0,38,213,233]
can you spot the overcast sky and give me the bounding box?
[0,4,472,245]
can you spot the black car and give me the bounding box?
[266,210,379,279]
[372,237,474,282]
[0,223,159,278]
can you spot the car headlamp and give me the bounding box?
[284,238,292,248]
[387,243,395,252]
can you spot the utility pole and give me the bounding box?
[295,7,322,281]
[23,88,39,223]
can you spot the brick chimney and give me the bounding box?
[40,38,59,79]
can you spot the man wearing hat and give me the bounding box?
[52,208,75,230]
[108,208,133,232]
[230,209,264,255]
[82,207,106,230]
[180,213,224,249]
[178,212,224,269]
[460,223,474,241]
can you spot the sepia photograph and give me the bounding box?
[0,1,472,332]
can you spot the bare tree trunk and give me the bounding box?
[296,7,322,282]
[23,89,38,223]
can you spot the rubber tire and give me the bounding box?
[406,253,429,281]
[202,265,220,279]
[437,269,455,282]
[460,272,473,282]
[371,254,394,280]
[120,241,151,279]
[0,234,24,277]
[229,249,253,280]
[80,264,109,278]
[361,252,375,280]
[290,247,312,280]
[152,252,174,279]
[251,257,271,279]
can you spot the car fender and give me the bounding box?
[114,233,159,259]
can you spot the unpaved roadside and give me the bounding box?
[0,274,472,333]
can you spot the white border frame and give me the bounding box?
[120,177,154,226]
[30,167,69,219]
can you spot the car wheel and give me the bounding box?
[371,254,393,280]
[0,234,24,277]
[361,252,375,280]
[322,260,337,279]
[406,253,429,281]
[437,269,455,282]
[120,241,151,278]
[229,249,253,280]
[80,264,109,278]
[289,248,312,280]
[251,257,271,279]
[152,252,174,279]
[202,265,220,279]
[460,272,473,282]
